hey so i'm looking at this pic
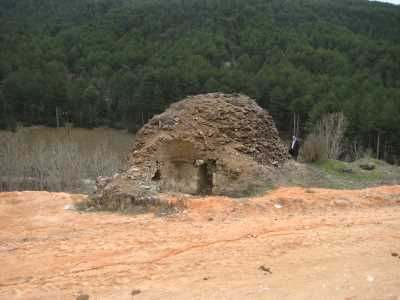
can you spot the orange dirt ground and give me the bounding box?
[1,186,400,300]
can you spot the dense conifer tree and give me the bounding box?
[1,0,400,158]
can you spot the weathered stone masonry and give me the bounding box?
[94,93,288,210]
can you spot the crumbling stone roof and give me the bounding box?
[128,92,287,167]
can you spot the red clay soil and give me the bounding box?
[1,186,400,300]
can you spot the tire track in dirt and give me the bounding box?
[2,188,400,299]
[4,216,396,289]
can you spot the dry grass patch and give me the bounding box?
[0,127,133,192]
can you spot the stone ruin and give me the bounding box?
[93,93,288,210]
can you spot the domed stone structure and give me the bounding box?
[94,93,288,210]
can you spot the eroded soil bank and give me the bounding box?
[1,187,400,300]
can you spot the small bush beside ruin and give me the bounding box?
[302,112,347,162]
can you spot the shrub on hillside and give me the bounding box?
[301,132,329,162]
[301,112,347,162]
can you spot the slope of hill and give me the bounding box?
[1,0,400,157]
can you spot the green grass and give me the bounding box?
[312,159,383,181]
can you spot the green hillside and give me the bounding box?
[1,0,399,159]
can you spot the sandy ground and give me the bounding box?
[1,186,400,300]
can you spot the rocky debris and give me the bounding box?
[94,93,288,210]
[63,204,76,211]
[272,161,280,168]
[359,163,376,171]
[332,199,351,208]
[259,265,272,274]
[131,289,141,297]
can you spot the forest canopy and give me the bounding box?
[0,0,399,160]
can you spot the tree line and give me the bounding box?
[1,0,400,161]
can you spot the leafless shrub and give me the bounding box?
[301,112,347,162]
[0,128,132,192]
[88,142,121,178]
[343,140,365,162]
[301,132,329,162]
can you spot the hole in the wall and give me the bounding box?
[152,169,161,181]
[155,141,218,195]
[198,160,216,195]
[156,141,198,193]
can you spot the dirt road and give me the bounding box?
[1,187,400,300]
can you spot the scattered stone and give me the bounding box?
[341,168,353,174]
[76,295,90,300]
[274,203,283,209]
[203,276,210,280]
[259,265,272,274]
[96,176,112,189]
[64,204,76,211]
[131,289,141,297]
[208,217,214,221]
[332,199,349,207]
[391,252,399,257]
[359,163,375,171]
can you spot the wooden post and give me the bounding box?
[383,141,387,161]
[56,106,60,128]
[376,132,380,159]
